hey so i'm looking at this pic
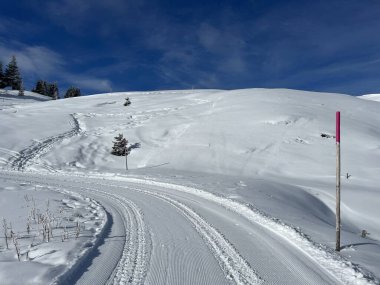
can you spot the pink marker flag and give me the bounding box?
[336,111,340,143]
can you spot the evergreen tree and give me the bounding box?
[64,86,81,98]
[111,134,129,156]
[4,56,22,90]
[44,81,49,95]
[0,62,5,88]
[32,80,60,99]
[32,80,47,95]
[48,82,59,99]
[18,81,25,96]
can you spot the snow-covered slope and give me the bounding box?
[0,89,51,109]
[1,88,379,284]
[358,94,380,102]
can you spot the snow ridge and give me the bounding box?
[50,189,109,285]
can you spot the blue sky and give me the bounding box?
[1,0,380,95]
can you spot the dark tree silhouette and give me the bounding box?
[0,62,5,88]
[64,87,81,98]
[4,56,22,90]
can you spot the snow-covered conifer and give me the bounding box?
[111,133,129,156]
[64,87,81,98]
[49,82,59,99]
[4,56,22,90]
[32,80,47,95]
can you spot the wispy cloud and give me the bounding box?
[62,75,112,92]
[0,43,64,78]
[0,39,112,93]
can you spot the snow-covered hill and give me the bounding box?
[1,88,379,284]
[359,94,380,102]
[0,89,51,104]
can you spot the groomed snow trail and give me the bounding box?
[140,189,262,284]
[70,174,378,285]
[2,170,378,284]
[114,178,378,285]
[102,194,150,285]
[67,184,151,285]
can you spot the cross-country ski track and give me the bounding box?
[0,169,377,285]
[8,113,84,171]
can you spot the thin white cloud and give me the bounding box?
[0,40,112,93]
[0,42,64,77]
[63,75,113,92]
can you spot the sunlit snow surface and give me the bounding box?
[0,89,379,284]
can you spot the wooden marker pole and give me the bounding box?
[336,111,341,251]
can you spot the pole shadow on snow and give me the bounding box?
[341,242,380,250]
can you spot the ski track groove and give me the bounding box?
[139,188,263,285]
[8,113,83,171]
[63,184,151,285]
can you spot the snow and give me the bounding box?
[358,94,380,102]
[0,178,107,284]
[0,88,380,284]
[0,89,51,110]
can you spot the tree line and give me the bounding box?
[0,55,81,99]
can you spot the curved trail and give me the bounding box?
[72,186,151,285]
[1,171,378,284]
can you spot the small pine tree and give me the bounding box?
[32,80,47,95]
[64,87,81,98]
[48,82,59,99]
[18,81,25,96]
[32,80,59,99]
[111,134,129,156]
[4,56,22,90]
[0,62,5,88]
